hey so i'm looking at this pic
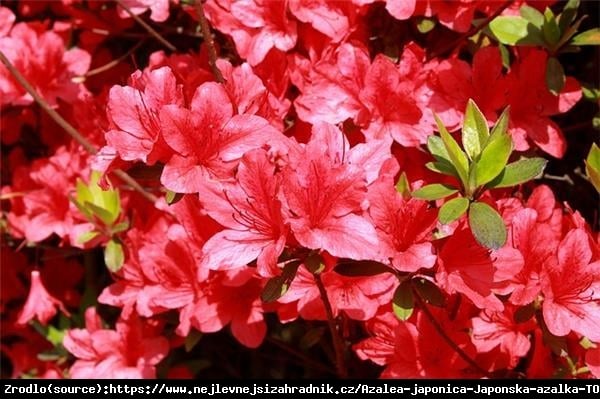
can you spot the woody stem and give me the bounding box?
[313,273,348,379]
[194,0,225,83]
[411,284,492,377]
[0,50,158,203]
[115,0,176,51]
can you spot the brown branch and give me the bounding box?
[193,0,224,83]
[428,0,513,60]
[412,284,493,377]
[313,273,348,379]
[0,50,158,204]
[115,0,176,52]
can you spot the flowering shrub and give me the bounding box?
[1,0,599,379]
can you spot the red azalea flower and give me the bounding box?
[17,270,70,326]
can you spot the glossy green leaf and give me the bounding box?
[86,202,117,226]
[334,260,393,277]
[111,220,130,234]
[571,28,600,46]
[412,278,446,307]
[439,197,470,224]
[412,184,458,200]
[489,107,510,141]
[434,114,469,186]
[498,43,511,69]
[462,99,489,160]
[468,202,507,250]
[520,5,544,28]
[543,8,561,46]
[489,16,544,45]
[546,56,565,94]
[392,282,414,321]
[558,0,579,34]
[105,239,124,272]
[488,157,547,188]
[585,143,600,192]
[474,127,513,187]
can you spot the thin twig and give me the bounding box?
[313,273,348,379]
[0,50,158,203]
[428,0,513,60]
[115,0,176,52]
[412,284,492,378]
[82,40,146,78]
[193,0,224,83]
[542,173,575,185]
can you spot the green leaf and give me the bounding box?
[392,282,414,321]
[104,239,124,272]
[434,114,469,186]
[86,202,117,226]
[412,278,446,307]
[468,201,507,250]
[334,260,393,277]
[462,99,489,160]
[305,252,325,274]
[489,106,510,141]
[395,172,411,198]
[260,261,300,302]
[543,8,561,46]
[488,157,547,188]
[520,5,544,28]
[558,0,579,34]
[425,161,459,178]
[498,43,511,69]
[165,190,184,205]
[412,184,458,200]
[582,84,600,102]
[474,126,513,187]
[439,197,470,224]
[111,220,130,234]
[571,28,600,46]
[427,135,451,162]
[546,56,565,94]
[184,330,203,352]
[416,17,436,34]
[76,230,100,245]
[489,16,544,45]
[585,143,600,192]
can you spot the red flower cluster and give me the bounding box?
[1,0,598,379]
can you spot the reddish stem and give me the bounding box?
[194,0,225,83]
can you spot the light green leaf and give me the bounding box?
[520,5,544,28]
[439,197,470,224]
[392,282,414,321]
[474,125,513,187]
[585,143,600,192]
[434,114,469,186]
[412,184,458,200]
[489,106,510,141]
[558,0,579,34]
[395,172,411,198]
[468,202,507,250]
[104,239,124,272]
[462,99,490,160]
[165,190,184,205]
[571,28,600,46]
[543,8,561,46]
[111,220,130,234]
[76,230,100,245]
[488,157,548,188]
[416,17,436,34]
[427,135,451,162]
[498,43,511,69]
[489,16,544,45]
[546,57,566,94]
[86,202,117,226]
